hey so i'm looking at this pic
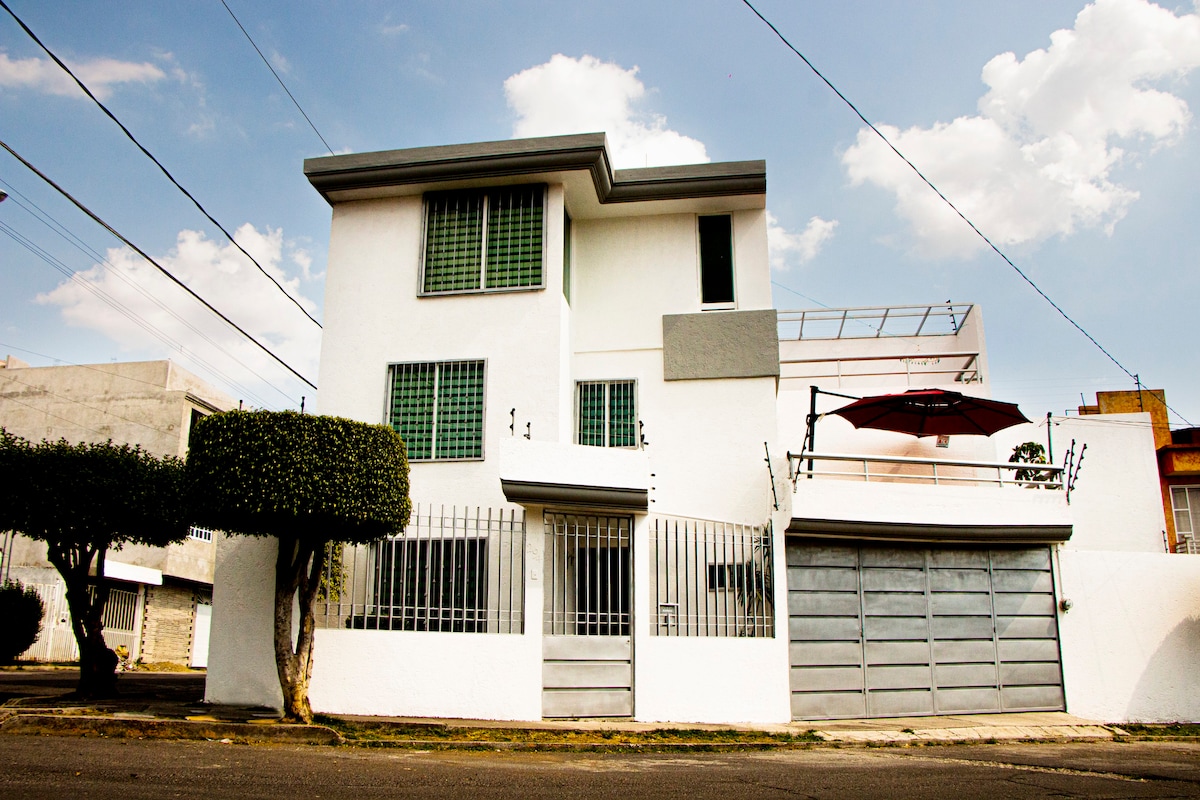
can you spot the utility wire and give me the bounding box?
[219,0,334,155]
[741,0,1191,428]
[0,0,322,329]
[0,137,317,391]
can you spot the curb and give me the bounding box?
[0,714,341,746]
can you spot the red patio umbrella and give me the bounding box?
[829,389,1030,438]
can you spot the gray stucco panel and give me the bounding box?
[663,310,781,381]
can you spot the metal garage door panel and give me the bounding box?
[992,570,1053,593]
[787,567,859,591]
[998,639,1060,662]
[792,641,863,667]
[863,592,927,616]
[792,691,866,719]
[789,616,862,641]
[869,689,934,716]
[542,690,632,718]
[933,639,997,663]
[863,615,928,640]
[928,569,990,592]
[860,549,924,568]
[931,616,994,639]
[931,592,993,615]
[787,545,857,567]
[792,666,866,693]
[788,591,862,616]
[861,568,924,592]
[936,687,1000,713]
[996,616,1057,639]
[993,592,1055,616]
[867,666,932,690]
[992,549,1051,569]
[934,663,998,688]
[1001,662,1063,686]
[542,662,631,688]
[866,640,931,666]
[928,550,989,568]
[1001,685,1064,711]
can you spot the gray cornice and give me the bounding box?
[787,517,1073,545]
[304,133,765,206]
[500,478,648,512]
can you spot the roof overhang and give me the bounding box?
[304,133,765,214]
[787,517,1072,545]
[497,439,650,514]
[500,479,648,512]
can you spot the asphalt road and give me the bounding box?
[1,737,1198,800]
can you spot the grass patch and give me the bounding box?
[312,715,822,747]
[1118,723,1200,737]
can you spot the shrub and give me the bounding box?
[0,581,45,664]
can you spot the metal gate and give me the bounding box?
[542,513,633,718]
[23,583,142,663]
[788,543,1064,719]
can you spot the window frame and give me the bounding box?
[387,359,487,462]
[697,213,736,308]
[575,379,638,448]
[419,184,548,296]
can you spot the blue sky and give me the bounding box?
[2,0,1198,426]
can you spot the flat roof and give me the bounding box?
[304,133,765,209]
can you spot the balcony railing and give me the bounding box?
[787,451,1064,490]
[777,303,974,341]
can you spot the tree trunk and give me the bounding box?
[49,543,118,699]
[273,535,327,723]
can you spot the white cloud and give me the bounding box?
[504,54,709,168]
[768,212,838,270]
[842,0,1200,258]
[0,52,165,100]
[37,224,322,406]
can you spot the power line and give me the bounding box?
[0,136,318,391]
[0,0,323,330]
[219,0,334,155]
[741,0,1192,428]
[0,177,296,407]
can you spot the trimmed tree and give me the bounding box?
[185,410,409,723]
[0,429,187,696]
[0,580,45,664]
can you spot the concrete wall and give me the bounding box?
[1058,549,1200,721]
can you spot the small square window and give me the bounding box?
[389,360,485,460]
[698,214,734,305]
[422,186,545,294]
[576,380,636,448]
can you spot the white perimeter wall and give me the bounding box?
[1059,549,1200,722]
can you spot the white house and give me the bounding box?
[205,134,1200,723]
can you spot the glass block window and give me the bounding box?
[577,380,636,448]
[389,360,485,460]
[423,185,544,293]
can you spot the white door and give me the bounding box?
[190,601,212,668]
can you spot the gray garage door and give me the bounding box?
[788,542,1064,720]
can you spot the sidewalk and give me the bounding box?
[0,668,1126,750]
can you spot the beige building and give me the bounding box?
[0,356,235,667]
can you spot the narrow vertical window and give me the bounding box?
[562,210,572,304]
[698,214,734,305]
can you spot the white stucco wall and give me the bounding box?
[1058,549,1200,722]
[204,535,282,709]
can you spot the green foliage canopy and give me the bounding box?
[185,410,410,543]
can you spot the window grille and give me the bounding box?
[576,380,636,448]
[389,361,485,461]
[423,185,544,293]
[188,526,214,542]
[650,516,774,637]
[315,504,525,634]
[544,513,632,636]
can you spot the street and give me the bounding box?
[1,736,1198,799]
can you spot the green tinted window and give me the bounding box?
[390,361,485,460]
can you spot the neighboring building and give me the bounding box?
[0,357,234,667]
[206,133,1200,724]
[1079,389,1200,554]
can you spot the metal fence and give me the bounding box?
[22,583,141,662]
[650,516,774,637]
[315,504,525,634]
[543,513,633,636]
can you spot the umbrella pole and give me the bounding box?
[806,385,819,479]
